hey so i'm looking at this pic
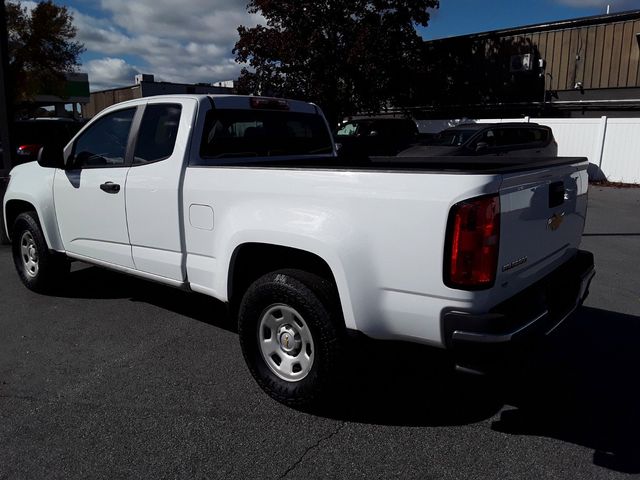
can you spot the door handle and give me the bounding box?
[100,181,120,194]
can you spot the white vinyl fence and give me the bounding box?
[417,117,640,183]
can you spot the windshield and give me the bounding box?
[427,129,477,147]
[200,110,333,159]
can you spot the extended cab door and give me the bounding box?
[53,107,138,268]
[124,98,197,281]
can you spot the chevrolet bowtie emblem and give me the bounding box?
[548,212,565,231]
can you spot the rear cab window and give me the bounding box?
[196,108,334,164]
[531,128,550,144]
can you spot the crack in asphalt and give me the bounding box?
[278,421,346,479]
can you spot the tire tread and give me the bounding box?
[11,211,69,293]
[238,269,345,408]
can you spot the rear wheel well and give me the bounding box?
[228,243,339,313]
[5,200,37,241]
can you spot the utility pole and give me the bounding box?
[0,0,12,243]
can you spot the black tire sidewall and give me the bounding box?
[11,212,67,293]
[238,271,343,407]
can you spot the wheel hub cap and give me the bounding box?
[278,325,301,354]
[19,231,39,278]
[258,305,315,382]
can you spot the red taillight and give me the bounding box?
[16,144,41,156]
[249,97,290,110]
[445,194,500,289]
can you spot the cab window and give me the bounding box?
[72,108,135,168]
[133,104,182,165]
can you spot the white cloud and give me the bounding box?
[17,0,38,12]
[71,0,264,90]
[84,57,140,90]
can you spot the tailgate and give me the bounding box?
[496,158,589,295]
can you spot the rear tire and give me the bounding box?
[238,269,345,408]
[11,211,69,293]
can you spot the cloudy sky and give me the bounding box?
[18,0,640,91]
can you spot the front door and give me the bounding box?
[54,107,138,268]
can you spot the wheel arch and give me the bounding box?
[3,164,64,251]
[4,198,64,251]
[226,242,355,330]
[4,199,37,240]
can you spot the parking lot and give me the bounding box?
[0,186,639,480]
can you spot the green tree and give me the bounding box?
[234,0,439,125]
[6,0,84,103]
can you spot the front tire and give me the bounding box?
[238,269,345,408]
[11,211,69,293]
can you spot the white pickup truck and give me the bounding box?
[4,95,594,406]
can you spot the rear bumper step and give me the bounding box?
[443,250,595,371]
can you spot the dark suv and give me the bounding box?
[399,123,557,158]
[335,117,419,157]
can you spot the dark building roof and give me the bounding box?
[89,80,231,95]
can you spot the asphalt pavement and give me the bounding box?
[1,186,639,479]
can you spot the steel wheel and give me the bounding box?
[11,211,70,293]
[20,231,39,278]
[258,304,315,382]
[239,270,346,406]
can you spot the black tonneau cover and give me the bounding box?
[368,155,588,174]
[195,155,588,175]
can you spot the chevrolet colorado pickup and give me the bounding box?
[4,95,595,406]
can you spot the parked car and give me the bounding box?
[4,95,593,408]
[10,118,85,165]
[400,122,558,157]
[335,117,419,157]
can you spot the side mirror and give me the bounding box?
[475,141,489,153]
[37,145,66,169]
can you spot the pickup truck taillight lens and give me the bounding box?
[445,194,500,289]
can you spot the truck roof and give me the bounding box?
[96,94,320,116]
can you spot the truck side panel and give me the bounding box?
[182,167,499,346]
